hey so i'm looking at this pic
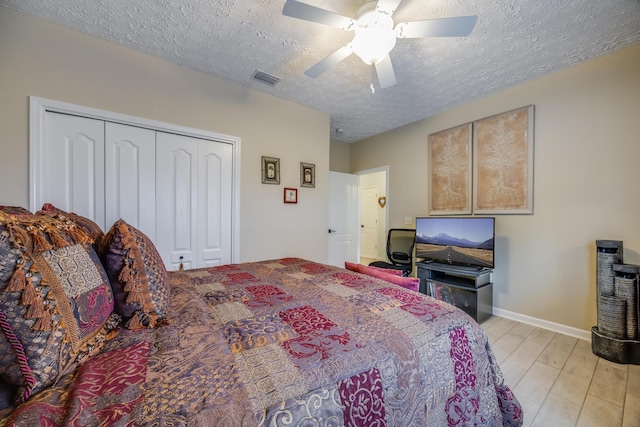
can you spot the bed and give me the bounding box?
[0,207,522,426]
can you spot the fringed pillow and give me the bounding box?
[0,212,118,404]
[38,203,104,248]
[100,219,169,329]
[0,206,32,218]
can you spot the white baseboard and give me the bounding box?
[492,307,592,342]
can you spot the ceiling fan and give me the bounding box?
[283,0,477,89]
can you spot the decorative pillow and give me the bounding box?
[0,212,117,403]
[0,206,32,217]
[344,262,403,276]
[100,219,169,329]
[344,261,361,273]
[365,264,403,276]
[0,381,16,410]
[359,265,420,292]
[38,203,104,247]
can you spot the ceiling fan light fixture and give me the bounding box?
[282,0,478,90]
[351,11,396,65]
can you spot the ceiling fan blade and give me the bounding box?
[283,0,355,30]
[375,54,397,89]
[375,0,403,16]
[395,15,477,38]
[305,45,353,78]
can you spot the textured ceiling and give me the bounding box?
[3,0,639,142]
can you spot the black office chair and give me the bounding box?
[369,228,416,277]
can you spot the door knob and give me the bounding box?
[328,229,336,233]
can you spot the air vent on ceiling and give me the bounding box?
[252,70,281,86]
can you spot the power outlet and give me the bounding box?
[404,216,412,225]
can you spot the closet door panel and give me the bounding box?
[105,123,156,238]
[32,99,238,269]
[198,141,233,267]
[42,112,105,227]
[156,133,198,270]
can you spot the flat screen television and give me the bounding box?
[415,217,495,269]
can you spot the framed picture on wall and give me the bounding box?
[428,123,472,215]
[261,156,280,185]
[473,105,534,214]
[300,162,315,188]
[284,188,298,204]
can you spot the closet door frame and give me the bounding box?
[29,96,241,263]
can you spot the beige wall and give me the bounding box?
[350,43,640,332]
[0,8,330,264]
[329,140,351,173]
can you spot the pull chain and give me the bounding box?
[370,65,376,94]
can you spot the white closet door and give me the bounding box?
[155,133,233,270]
[198,141,233,267]
[32,99,237,270]
[104,123,156,238]
[41,112,105,226]
[155,132,199,270]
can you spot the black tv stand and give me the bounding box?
[416,262,493,322]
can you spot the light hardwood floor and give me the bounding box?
[480,316,640,427]
[357,258,639,425]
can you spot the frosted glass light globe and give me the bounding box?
[351,11,396,65]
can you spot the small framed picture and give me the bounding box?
[261,156,280,185]
[284,188,298,204]
[300,162,315,188]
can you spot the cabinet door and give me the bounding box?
[198,141,233,267]
[104,123,156,237]
[155,132,198,270]
[40,112,105,226]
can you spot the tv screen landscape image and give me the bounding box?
[415,217,495,269]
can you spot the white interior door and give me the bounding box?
[360,186,378,259]
[38,112,105,226]
[197,140,233,267]
[328,171,360,267]
[104,123,156,238]
[155,132,198,270]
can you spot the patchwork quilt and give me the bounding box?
[1,258,522,426]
